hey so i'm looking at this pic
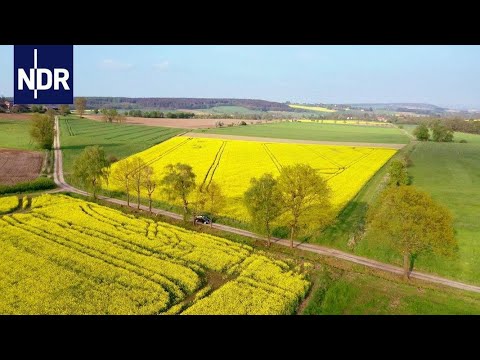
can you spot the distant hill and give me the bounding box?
[82,97,294,112]
[343,103,446,112]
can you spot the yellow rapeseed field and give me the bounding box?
[0,194,309,314]
[107,136,396,220]
[0,196,19,215]
[289,104,336,112]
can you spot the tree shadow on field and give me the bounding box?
[315,200,369,249]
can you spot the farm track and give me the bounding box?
[201,142,226,191]
[262,144,282,172]
[52,117,480,294]
[206,142,226,190]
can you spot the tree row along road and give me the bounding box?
[52,117,480,294]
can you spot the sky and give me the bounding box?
[1,45,480,109]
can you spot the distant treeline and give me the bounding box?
[396,117,480,135]
[125,110,195,118]
[443,118,480,135]
[394,108,444,116]
[83,97,294,112]
[124,109,381,121]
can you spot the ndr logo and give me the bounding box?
[14,45,73,104]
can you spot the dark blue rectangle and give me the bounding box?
[14,45,73,105]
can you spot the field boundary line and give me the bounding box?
[301,144,344,168]
[183,132,406,149]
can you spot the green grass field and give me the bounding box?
[309,125,480,286]
[60,115,183,177]
[303,268,480,315]
[0,118,35,150]
[338,139,480,286]
[407,141,480,283]
[195,122,410,144]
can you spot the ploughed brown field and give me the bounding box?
[84,114,264,129]
[0,149,44,185]
[0,113,33,120]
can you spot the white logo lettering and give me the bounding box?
[54,69,70,90]
[17,48,70,99]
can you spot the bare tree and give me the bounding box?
[129,157,146,209]
[111,159,133,206]
[74,98,87,118]
[205,181,226,227]
[141,165,157,212]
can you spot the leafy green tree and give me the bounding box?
[30,113,55,149]
[31,105,45,113]
[111,159,133,206]
[74,97,87,118]
[101,108,126,123]
[277,164,333,248]
[413,123,430,141]
[244,173,283,246]
[59,104,70,116]
[72,146,110,198]
[160,163,196,221]
[431,122,454,142]
[387,159,409,186]
[367,186,457,278]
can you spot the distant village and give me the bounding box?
[0,99,59,113]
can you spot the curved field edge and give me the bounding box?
[0,194,310,315]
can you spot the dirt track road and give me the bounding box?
[184,132,406,149]
[53,117,480,294]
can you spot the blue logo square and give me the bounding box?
[14,45,73,105]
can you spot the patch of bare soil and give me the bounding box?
[84,114,264,129]
[0,148,44,185]
[0,113,33,121]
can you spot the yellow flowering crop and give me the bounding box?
[288,104,336,112]
[0,196,19,215]
[0,194,309,314]
[107,136,396,220]
[183,255,310,315]
[22,196,29,209]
